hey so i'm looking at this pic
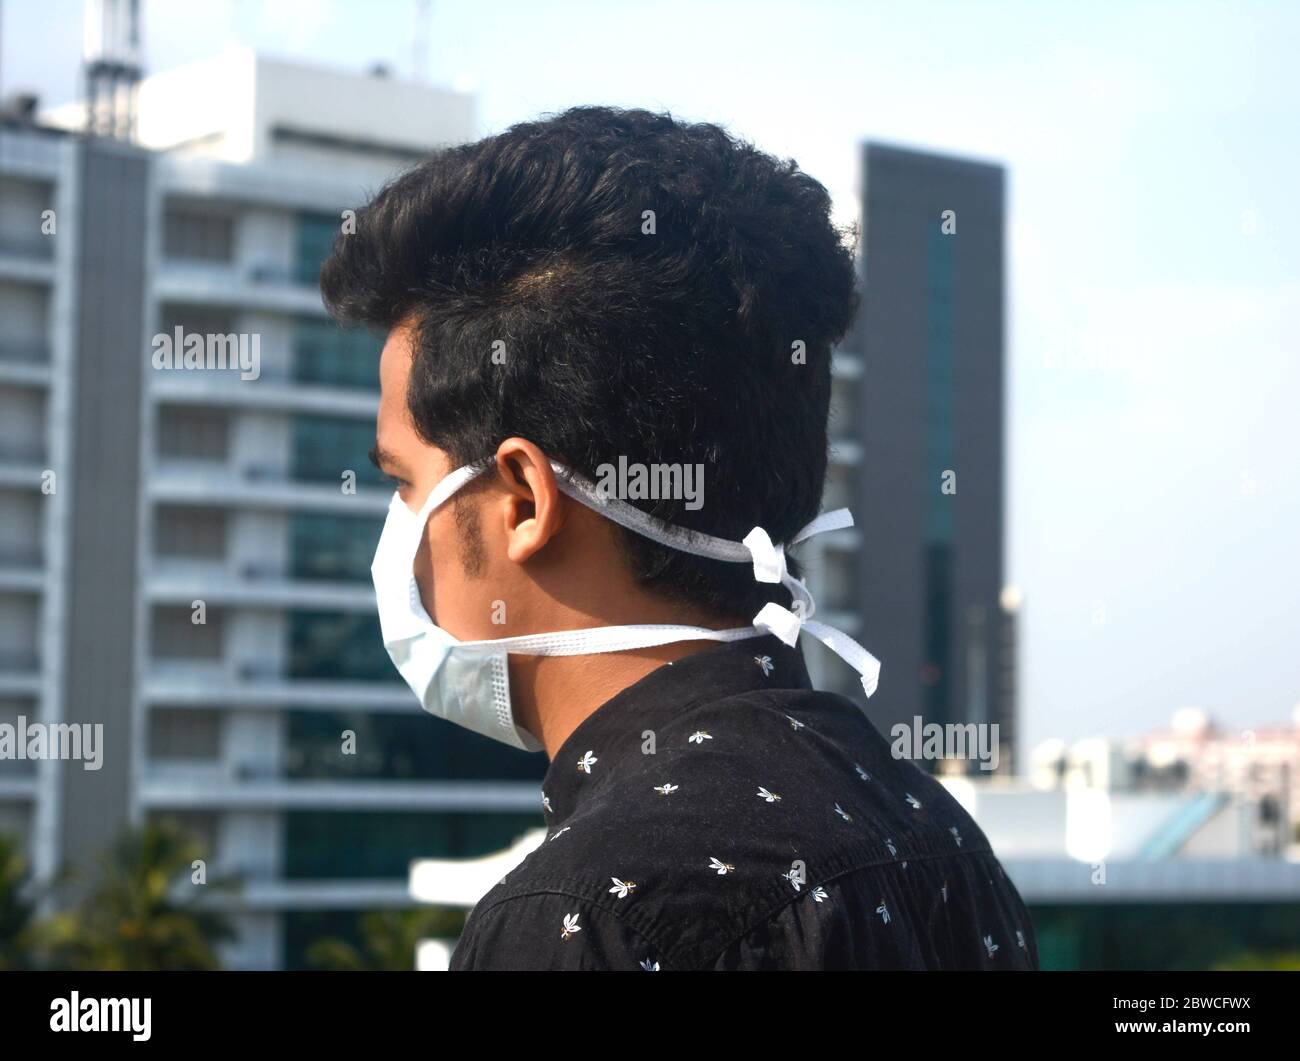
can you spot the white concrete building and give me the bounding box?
[0,52,566,971]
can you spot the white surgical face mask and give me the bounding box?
[371,459,881,752]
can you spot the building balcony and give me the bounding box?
[189,877,414,912]
[149,367,376,418]
[148,462,390,515]
[142,666,416,709]
[148,567,375,612]
[137,775,542,813]
[153,262,330,317]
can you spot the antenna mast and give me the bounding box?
[82,0,143,140]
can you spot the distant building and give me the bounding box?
[1029,706,1300,857]
[1,51,551,970]
[946,728,1300,970]
[807,143,1014,776]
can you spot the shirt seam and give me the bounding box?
[474,841,999,970]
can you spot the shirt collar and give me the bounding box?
[539,633,812,827]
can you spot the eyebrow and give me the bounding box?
[368,444,410,478]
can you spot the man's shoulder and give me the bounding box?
[592,681,995,854]
[474,684,1005,968]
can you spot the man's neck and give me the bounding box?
[511,632,746,759]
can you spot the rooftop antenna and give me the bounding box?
[82,0,142,140]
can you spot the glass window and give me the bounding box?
[290,512,381,583]
[148,707,222,760]
[0,697,39,777]
[296,212,341,287]
[158,304,237,337]
[292,414,386,487]
[155,506,227,559]
[285,711,547,783]
[152,605,224,660]
[293,317,380,391]
[287,610,396,681]
[157,406,230,462]
[164,206,235,263]
[283,811,544,879]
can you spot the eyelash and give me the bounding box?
[385,475,409,489]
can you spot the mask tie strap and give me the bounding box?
[547,461,882,697]
[742,512,881,698]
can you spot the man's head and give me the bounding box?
[322,105,858,635]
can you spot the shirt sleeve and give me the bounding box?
[448,892,665,971]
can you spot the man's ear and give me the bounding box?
[493,438,569,564]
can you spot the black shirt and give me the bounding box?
[448,633,1039,971]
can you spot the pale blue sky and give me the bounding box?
[4,0,1297,756]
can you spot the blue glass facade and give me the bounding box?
[293,317,380,391]
[289,512,380,583]
[288,610,396,682]
[286,710,547,782]
[295,211,340,287]
[292,414,387,487]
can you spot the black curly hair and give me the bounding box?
[320,105,859,620]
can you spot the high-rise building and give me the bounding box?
[805,142,1014,776]
[0,51,550,969]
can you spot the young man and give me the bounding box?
[320,106,1038,971]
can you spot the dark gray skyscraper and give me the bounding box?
[849,142,1014,774]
